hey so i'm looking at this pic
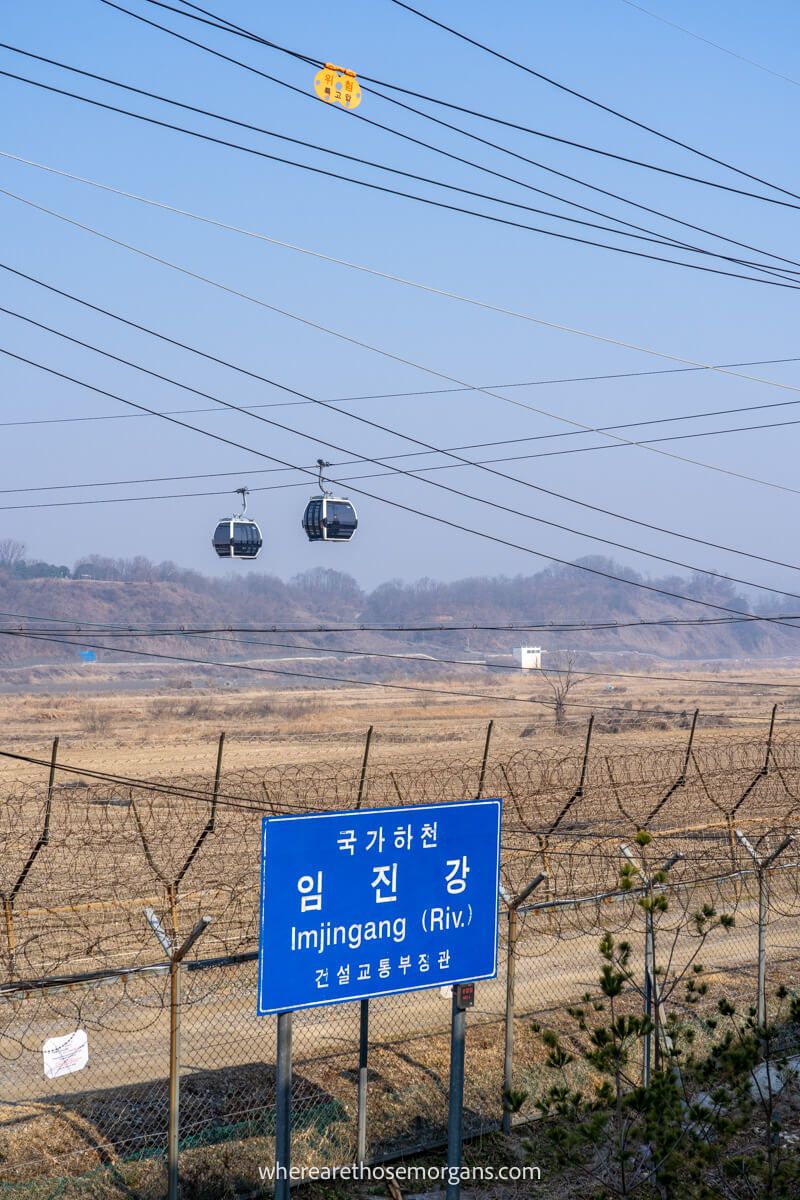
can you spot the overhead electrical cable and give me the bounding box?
[4,340,800,628]
[5,298,800,590]
[1,609,797,634]
[6,178,800,501]
[165,0,800,273]
[7,368,800,437]
[4,224,800,572]
[97,0,800,275]
[41,623,800,692]
[6,41,795,278]
[8,316,800,601]
[360,81,800,274]
[615,0,800,89]
[0,627,670,716]
[0,611,797,691]
[387,0,800,202]
[0,627,785,723]
[9,410,800,513]
[137,0,800,212]
[1,69,793,288]
[11,403,800,514]
[4,44,771,275]
[2,258,800,430]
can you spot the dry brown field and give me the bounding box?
[0,656,797,783]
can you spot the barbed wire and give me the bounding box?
[3,727,800,1190]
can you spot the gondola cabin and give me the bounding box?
[302,460,358,542]
[212,487,263,559]
[302,494,358,542]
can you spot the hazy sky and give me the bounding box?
[2,0,800,592]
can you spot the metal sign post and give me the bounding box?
[357,998,369,1164]
[447,982,475,1200]
[274,1011,293,1200]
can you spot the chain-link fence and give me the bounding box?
[2,722,800,1196]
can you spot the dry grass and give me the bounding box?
[0,657,794,786]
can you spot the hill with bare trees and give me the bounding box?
[0,546,797,670]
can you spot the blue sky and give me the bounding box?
[2,0,800,591]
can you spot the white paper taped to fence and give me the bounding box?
[42,1030,89,1079]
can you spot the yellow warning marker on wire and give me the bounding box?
[313,63,362,109]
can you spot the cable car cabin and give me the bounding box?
[302,495,358,542]
[302,462,358,543]
[212,517,263,558]
[212,487,263,559]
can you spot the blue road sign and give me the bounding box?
[257,799,502,1014]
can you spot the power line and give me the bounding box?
[0,746,300,811]
[4,199,800,584]
[5,339,799,627]
[361,79,800,275]
[1,609,797,634]
[7,40,794,281]
[9,177,800,609]
[6,175,800,502]
[0,625,787,723]
[17,621,800,693]
[387,0,800,202]
[5,362,800,438]
[12,407,800,516]
[10,405,800,507]
[6,297,800,594]
[3,302,800,578]
[6,42,769,276]
[0,627,629,714]
[142,0,800,213]
[3,256,800,431]
[615,0,800,89]
[162,632,800,691]
[2,67,793,290]
[103,0,800,277]
[4,617,799,634]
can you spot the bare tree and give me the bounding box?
[0,539,26,570]
[540,650,588,730]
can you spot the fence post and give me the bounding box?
[643,711,697,826]
[730,705,778,820]
[168,955,182,1200]
[275,1011,293,1200]
[145,908,212,1200]
[477,719,494,798]
[173,734,227,892]
[735,830,793,1026]
[3,737,61,977]
[500,873,546,1134]
[44,736,58,843]
[355,726,374,809]
[446,988,468,1200]
[211,731,225,823]
[502,905,518,1135]
[757,869,768,1028]
[357,999,369,1164]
